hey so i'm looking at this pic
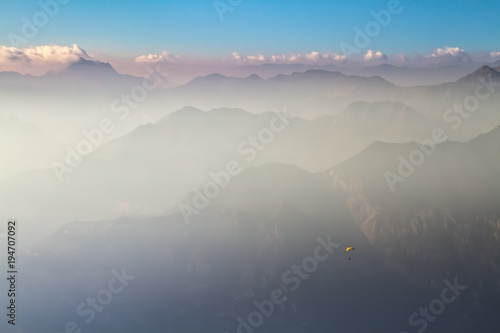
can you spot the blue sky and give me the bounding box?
[1,0,499,57]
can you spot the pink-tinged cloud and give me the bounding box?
[135,51,180,63]
[420,46,472,65]
[363,50,387,61]
[490,51,500,59]
[392,48,480,67]
[232,52,266,63]
[0,44,89,74]
[323,52,347,61]
[426,46,466,58]
[232,51,345,64]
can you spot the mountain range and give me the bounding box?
[2,57,500,333]
[17,126,500,333]
[2,62,500,243]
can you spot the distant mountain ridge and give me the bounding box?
[456,65,500,84]
[0,57,175,90]
[56,57,120,78]
[2,58,499,121]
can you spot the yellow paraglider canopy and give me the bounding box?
[346,247,355,260]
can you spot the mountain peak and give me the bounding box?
[245,73,263,80]
[271,69,344,81]
[475,64,497,75]
[205,73,227,79]
[457,65,500,83]
[301,69,342,76]
[63,57,118,75]
[187,73,228,85]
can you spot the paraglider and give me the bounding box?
[345,247,355,260]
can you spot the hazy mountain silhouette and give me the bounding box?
[19,164,432,333]
[3,62,500,249]
[337,63,477,86]
[0,101,442,245]
[455,65,500,85]
[224,63,483,86]
[0,113,57,178]
[2,60,499,125]
[168,69,399,117]
[19,127,500,332]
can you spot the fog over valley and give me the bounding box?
[1,1,500,332]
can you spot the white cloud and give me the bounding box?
[270,54,287,63]
[135,51,179,63]
[305,51,320,61]
[233,51,345,64]
[269,53,298,63]
[364,49,387,61]
[0,44,89,74]
[0,44,88,66]
[426,46,466,58]
[232,52,266,63]
[418,46,472,66]
[293,51,346,63]
[490,51,500,59]
[247,54,266,62]
[232,52,242,61]
[323,52,347,61]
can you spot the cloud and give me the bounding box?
[490,51,500,59]
[323,52,347,61]
[232,52,266,63]
[305,51,320,61]
[363,49,387,61]
[135,51,179,63]
[422,46,472,65]
[246,54,266,62]
[0,44,88,66]
[270,54,295,63]
[0,44,90,74]
[426,46,466,58]
[232,52,242,61]
[291,51,346,63]
[233,51,346,64]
